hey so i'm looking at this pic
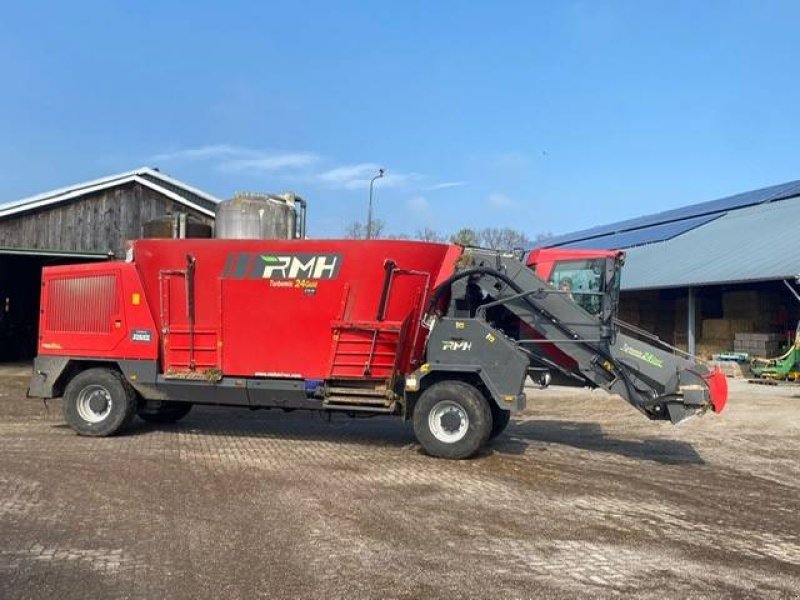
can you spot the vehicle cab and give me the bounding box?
[527,248,624,321]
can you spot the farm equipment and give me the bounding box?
[29,239,727,458]
[750,324,800,380]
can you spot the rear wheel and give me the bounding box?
[413,381,492,459]
[62,368,137,437]
[138,402,192,424]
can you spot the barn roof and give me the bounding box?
[620,197,800,290]
[540,179,800,290]
[0,167,220,219]
[543,179,800,250]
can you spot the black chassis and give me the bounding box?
[30,321,529,416]
[29,356,323,410]
[405,316,529,413]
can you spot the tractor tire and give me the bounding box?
[413,381,492,459]
[138,402,193,424]
[62,368,137,437]
[489,406,511,440]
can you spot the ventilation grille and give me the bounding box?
[46,275,119,333]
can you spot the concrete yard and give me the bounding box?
[1,367,798,599]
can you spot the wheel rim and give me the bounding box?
[76,384,113,423]
[428,400,469,443]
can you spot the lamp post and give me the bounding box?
[366,168,385,240]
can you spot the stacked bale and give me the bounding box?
[722,291,779,329]
[734,332,784,358]
[697,290,783,356]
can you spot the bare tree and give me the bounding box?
[474,227,532,251]
[476,227,505,250]
[415,227,446,242]
[498,228,532,251]
[343,221,550,250]
[343,219,386,239]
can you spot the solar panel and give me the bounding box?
[556,213,721,250]
[544,179,800,248]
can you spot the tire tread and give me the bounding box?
[413,381,492,459]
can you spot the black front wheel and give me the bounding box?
[413,381,492,459]
[62,368,137,437]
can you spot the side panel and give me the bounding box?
[160,271,220,373]
[423,317,529,410]
[219,275,345,379]
[131,239,461,380]
[38,262,158,360]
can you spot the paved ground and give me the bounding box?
[1,365,798,599]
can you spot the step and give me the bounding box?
[324,395,393,407]
[326,385,389,398]
[323,403,394,414]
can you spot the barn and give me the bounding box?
[0,168,218,361]
[542,179,800,359]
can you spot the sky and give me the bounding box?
[1,1,799,239]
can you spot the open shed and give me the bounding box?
[0,168,219,360]
[543,180,800,359]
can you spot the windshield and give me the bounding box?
[548,258,612,316]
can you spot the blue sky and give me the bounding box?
[1,1,799,239]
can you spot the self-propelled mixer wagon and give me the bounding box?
[29,239,727,458]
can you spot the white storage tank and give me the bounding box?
[215,192,306,239]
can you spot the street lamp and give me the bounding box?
[366,168,385,240]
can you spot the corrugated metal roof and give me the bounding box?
[0,167,220,219]
[544,179,800,249]
[562,213,721,250]
[621,197,800,290]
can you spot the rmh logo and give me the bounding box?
[261,254,340,280]
[222,252,343,280]
[442,340,472,352]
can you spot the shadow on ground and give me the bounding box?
[55,404,704,465]
[494,419,704,465]
[108,406,418,449]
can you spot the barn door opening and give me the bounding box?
[0,249,109,363]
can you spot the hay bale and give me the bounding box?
[703,319,732,339]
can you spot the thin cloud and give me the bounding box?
[220,153,319,172]
[151,144,248,162]
[317,162,421,190]
[318,163,379,187]
[150,144,320,174]
[151,146,442,191]
[428,181,467,191]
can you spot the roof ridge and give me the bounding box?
[0,167,219,219]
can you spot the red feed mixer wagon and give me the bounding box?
[29,238,727,459]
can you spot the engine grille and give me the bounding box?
[45,275,119,333]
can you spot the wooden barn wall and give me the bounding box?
[0,182,214,255]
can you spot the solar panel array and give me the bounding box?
[543,179,800,250]
[560,213,722,250]
[621,198,800,290]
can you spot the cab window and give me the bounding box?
[549,259,606,315]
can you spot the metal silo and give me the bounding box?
[215,192,306,240]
